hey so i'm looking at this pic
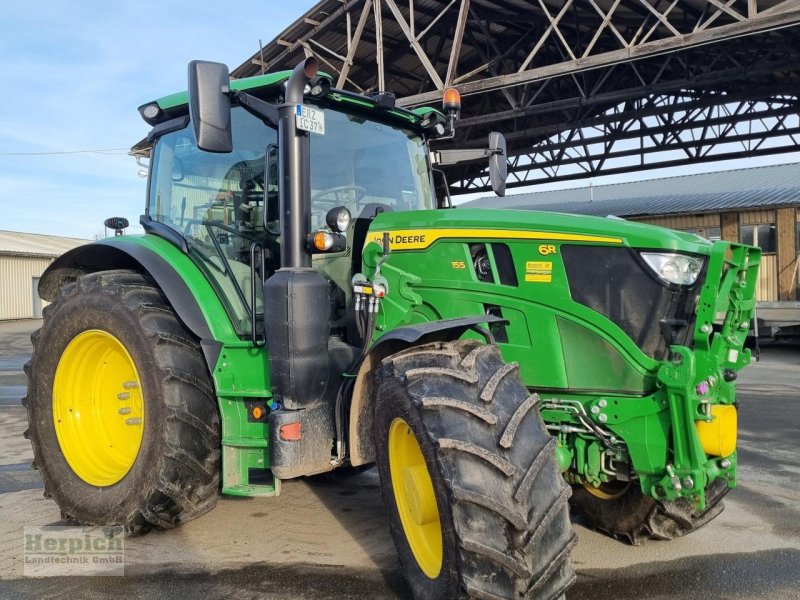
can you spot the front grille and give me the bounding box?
[562,245,702,360]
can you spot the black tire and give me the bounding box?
[24,269,220,533]
[307,464,375,483]
[374,339,576,600]
[570,477,729,545]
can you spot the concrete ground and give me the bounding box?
[0,319,798,598]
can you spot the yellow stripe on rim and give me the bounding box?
[365,228,624,251]
[53,330,144,487]
[388,417,443,579]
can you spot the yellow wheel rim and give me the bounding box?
[583,480,630,501]
[53,330,144,487]
[388,417,443,579]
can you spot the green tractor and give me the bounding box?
[24,56,758,599]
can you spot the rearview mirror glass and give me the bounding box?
[488,131,507,197]
[188,60,233,153]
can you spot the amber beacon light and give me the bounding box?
[442,88,461,115]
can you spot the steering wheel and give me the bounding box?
[311,185,368,230]
[311,185,367,207]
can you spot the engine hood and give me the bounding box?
[368,207,712,255]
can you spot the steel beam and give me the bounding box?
[234,0,800,191]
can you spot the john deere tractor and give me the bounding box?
[24,56,758,599]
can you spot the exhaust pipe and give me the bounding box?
[265,56,335,476]
[278,55,318,268]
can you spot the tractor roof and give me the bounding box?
[138,70,442,129]
[131,69,444,157]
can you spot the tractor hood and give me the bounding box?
[367,207,712,255]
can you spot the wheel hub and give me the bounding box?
[53,330,145,487]
[402,464,438,526]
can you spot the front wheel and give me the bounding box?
[374,339,576,600]
[571,478,729,545]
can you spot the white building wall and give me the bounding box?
[0,254,54,320]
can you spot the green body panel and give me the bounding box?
[107,235,240,342]
[361,208,759,509]
[360,208,687,390]
[214,344,275,497]
[94,235,276,496]
[157,71,296,110]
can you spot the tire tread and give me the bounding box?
[571,477,729,545]
[376,339,575,600]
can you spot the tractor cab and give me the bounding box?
[140,69,436,341]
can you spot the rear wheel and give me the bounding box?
[24,269,220,533]
[374,339,576,600]
[571,478,729,545]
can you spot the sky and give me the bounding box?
[0,1,316,240]
[2,2,798,239]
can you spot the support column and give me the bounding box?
[776,207,798,301]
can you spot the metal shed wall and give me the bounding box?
[0,254,53,320]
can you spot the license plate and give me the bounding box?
[295,104,325,135]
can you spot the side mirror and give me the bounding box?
[104,217,129,237]
[188,60,233,153]
[488,132,507,197]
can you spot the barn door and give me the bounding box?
[31,277,42,319]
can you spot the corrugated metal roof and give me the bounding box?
[465,162,800,216]
[0,231,89,258]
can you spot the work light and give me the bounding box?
[640,252,703,286]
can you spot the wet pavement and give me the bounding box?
[1,319,798,599]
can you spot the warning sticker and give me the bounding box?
[524,274,551,282]
[525,260,552,283]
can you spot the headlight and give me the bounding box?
[325,206,351,232]
[640,252,703,286]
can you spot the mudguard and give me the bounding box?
[348,315,507,466]
[38,236,238,371]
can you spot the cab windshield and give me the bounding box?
[147,104,433,334]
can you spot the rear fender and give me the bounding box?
[39,236,239,370]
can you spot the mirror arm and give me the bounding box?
[432,148,494,166]
[232,90,279,127]
[431,168,453,208]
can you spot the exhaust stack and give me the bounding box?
[278,56,318,268]
[265,56,335,477]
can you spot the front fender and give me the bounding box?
[348,315,506,466]
[40,235,240,369]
